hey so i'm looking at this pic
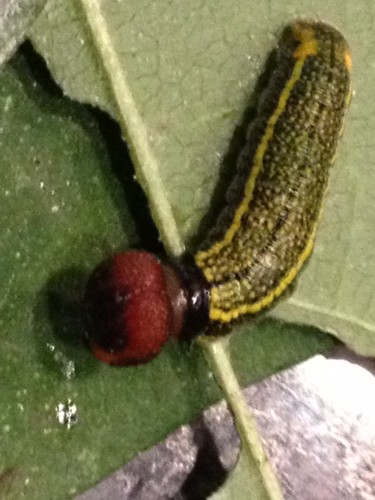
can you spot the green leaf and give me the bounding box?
[0,47,333,499]
[29,0,375,356]
[0,0,46,66]
[2,0,371,498]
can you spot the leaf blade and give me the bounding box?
[29,0,375,355]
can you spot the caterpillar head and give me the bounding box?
[84,251,209,365]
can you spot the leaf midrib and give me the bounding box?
[78,0,185,255]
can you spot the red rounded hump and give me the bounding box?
[84,251,172,366]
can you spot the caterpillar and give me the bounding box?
[84,20,352,365]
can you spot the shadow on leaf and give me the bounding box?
[33,266,98,379]
[190,48,278,252]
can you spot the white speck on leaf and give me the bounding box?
[4,95,13,112]
[47,343,76,379]
[56,400,78,429]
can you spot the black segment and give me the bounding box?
[176,256,211,338]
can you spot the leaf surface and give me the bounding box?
[0,49,333,499]
[1,0,373,498]
[0,0,46,66]
[29,0,375,356]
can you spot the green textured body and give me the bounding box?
[195,21,352,324]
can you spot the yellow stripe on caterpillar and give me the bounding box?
[195,20,352,326]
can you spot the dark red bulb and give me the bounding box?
[84,251,172,365]
[84,251,210,366]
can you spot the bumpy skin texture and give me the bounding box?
[85,252,171,365]
[195,21,352,325]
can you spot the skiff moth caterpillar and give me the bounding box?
[84,20,352,365]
